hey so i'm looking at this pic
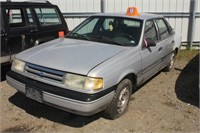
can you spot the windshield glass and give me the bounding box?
[67,16,143,46]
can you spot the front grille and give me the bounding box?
[25,63,65,83]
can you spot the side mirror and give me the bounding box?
[144,38,156,47]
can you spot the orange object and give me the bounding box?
[58,31,65,38]
[126,7,139,16]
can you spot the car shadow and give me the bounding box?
[175,54,199,108]
[9,92,102,128]
[132,71,162,94]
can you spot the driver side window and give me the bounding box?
[144,20,158,41]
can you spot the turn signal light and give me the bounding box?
[58,31,65,38]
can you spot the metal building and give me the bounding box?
[3,0,200,48]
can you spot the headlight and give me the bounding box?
[63,73,103,90]
[63,73,86,89]
[11,59,25,72]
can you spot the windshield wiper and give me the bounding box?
[89,35,125,46]
[109,40,125,46]
[67,33,90,40]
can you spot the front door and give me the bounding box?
[3,7,37,62]
[140,20,163,81]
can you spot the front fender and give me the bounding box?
[88,47,141,90]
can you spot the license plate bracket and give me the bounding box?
[26,86,43,103]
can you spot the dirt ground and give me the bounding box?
[0,50,199,133]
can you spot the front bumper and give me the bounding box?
[6,70,115,116]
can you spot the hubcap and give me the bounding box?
[117,87,130,114]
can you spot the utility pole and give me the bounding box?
[101,0,105,13]
[188,0,197,50]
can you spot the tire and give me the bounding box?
[104,79,132,119]
[163,52,176,72]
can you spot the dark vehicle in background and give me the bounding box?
[1,1,68,66]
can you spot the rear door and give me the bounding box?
[33,6,68,44]
[154,18,174,68]
[140,20,163,81]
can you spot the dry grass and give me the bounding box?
[176,49,199,61]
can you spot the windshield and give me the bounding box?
[67,16,143,46]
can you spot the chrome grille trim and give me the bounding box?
[25,66,63,81]
[25,63,65,82]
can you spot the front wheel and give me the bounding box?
[104,79,132,119]
[163,52,176,72]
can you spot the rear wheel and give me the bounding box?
[104,78,132,119]
[163,52,176,72]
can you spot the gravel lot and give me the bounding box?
[0,50,199,133]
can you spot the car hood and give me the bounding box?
[17,38,127,75]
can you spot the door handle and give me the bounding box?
[158,47,162,51]
[30,29,38,33]
[1,33,8,37]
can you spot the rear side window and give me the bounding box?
[144,20,158,41]
[26,8,34,24]
[6,8,26,28]
[35,8,61,26]
[155,19,169,39]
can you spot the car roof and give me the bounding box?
[93,13,163,21]
[0,1,54,6]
